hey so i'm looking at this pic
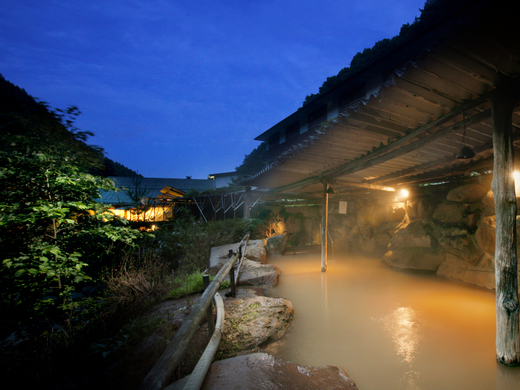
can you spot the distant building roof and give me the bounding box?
[208,171,237,179]
[97,176,216,206]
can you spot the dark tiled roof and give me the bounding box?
[97,176,216,206]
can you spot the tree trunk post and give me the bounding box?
[491,89,520,366]
[244,186,251,219]
[321,180,329,272]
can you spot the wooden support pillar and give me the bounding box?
[491,89,520,366]
[321,181,329,272]
[244,186,251,219]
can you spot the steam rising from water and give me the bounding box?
[264,253,520,390]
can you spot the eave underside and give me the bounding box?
[249,4,520,197]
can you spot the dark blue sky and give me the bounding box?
[1,0,426,178]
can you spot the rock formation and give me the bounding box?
[218,296,294,358]
[256,179,517,290]
[167,353,358,390]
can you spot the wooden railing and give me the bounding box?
[139,233,250,390]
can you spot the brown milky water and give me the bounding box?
[263,253,520,390]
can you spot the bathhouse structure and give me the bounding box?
[246,0,520,366]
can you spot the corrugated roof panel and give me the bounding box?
[97,177,216,206]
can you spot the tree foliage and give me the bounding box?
[235,142,267,175]
[0,75,143,331]
[101,157,140,176]
[302,0,471,106]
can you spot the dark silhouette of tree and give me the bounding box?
[302,0,474,106]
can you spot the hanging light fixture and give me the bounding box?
[456,113,475,159]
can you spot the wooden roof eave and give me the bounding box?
[266,94,492,193]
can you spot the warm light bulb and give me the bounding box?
[400,189,409,198]
[514,171,520,181]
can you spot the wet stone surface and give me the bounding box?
[217,296,294,359]
[168,353,358,390]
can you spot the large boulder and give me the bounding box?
[482,189,495,209]
[356,206,405,254]
[383,220,445,271]
[389,220,431,248]
[371,220,403,253]
[266,234,287,254]
[446,183,488,203]
[383,247,446,271]
[436,254,495,290]
[237,259,281,288]
[434,232,483,266]
[475,215,520,256]
[357,203,404,228]
[405,199,434,221]
[357,204,385,228]
[218,297,293,358]
[209,243,237,273]
[482,189,520,210]
[432,202,466,225]
[211,353,358,389]
[245,240,267,264]
[209,240,267,273]
[475,215,496,255]
[167,353,358,390]
[431,201,482,230]
[283,210,307,234]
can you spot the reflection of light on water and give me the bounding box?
[265,254,517,389]
[321,272,328,313]
[382,307,420,364]
[399,371,422,390]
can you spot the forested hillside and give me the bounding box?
[302,0,473,106]
[0,74,138,177]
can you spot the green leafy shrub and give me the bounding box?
[0,141,142,329]
[156,209,260,273]
[0,104,148,337]
[0,105,152,388]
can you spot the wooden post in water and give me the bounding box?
[491,88,520,366]
[321,180,329,272]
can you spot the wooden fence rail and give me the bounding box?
[139,233,250,390]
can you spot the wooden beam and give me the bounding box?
[333,179,396,192]
[333,108,491,177]
[491,89,520,366]
[271,94,491,193]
